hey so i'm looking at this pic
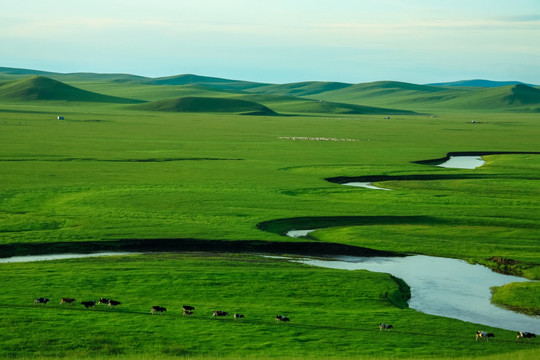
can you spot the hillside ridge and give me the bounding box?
[0,75,143,103]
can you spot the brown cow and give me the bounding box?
[60,297,76,305]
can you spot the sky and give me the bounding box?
[1,0,540,84]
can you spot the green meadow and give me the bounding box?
[0,68,539,359]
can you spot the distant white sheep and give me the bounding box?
[279,136,370,142]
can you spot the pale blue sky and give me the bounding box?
[1,0,539,84]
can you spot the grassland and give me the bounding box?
[1,253,538,359]
[0,68,539,359]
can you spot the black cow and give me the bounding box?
[234,313,245,320]
[98,298,110,305]
[81,300,96,309]
[107,300,121,308]
[379,323,393,331]
[516,332,536,341]
[476,331,495,341]
[151,306,166,315]
[212,310,228,318]
[275,315,290,323]
[182,305,195,311]
[34,297,50,305]
[60,297,76,305]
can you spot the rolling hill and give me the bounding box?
[301,81,540,112]
[0,67,538,112]
[245,81,353,97]
[428,79,535,88]
[133,96,278,115]
[0,76,143,103]
[144,74,267,91]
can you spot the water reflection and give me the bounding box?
[437,156,485,169]
[295,255,539,332]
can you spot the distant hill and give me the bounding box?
[0,76,143,103]
[0,66,58,76]
[303,81,540,112]
[0,66,537,112]
[246,81,353,97]
[456,84,540,109]
[428,79,535,88]
[133,96,278,115]
[144,74,267,91]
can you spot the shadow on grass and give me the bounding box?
[257,215,444,235]
[0,237,402,259]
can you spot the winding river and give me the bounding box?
[2,250,539,332]
[295,255,539,333]
[2,155,537,333]
[303,154,539,332]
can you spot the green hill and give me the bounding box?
[133,96,278,115]
[246,81,353,97]
[439,84,540,111]
[145,74,267,91]
[303,81,540,112]
[428,79,535,88]
[0,76,143,103]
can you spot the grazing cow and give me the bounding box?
[275,315,290,323]
[234,313,245,320]
[60,297,76,305]
[476,331,495,341]
[212,310,229,318]
[81,300,96,309]
[34,298,50,305]
[182,305,195,311]
[183,309,194,317]
[379,323,393,331]
[98,298,110,305]
[516,332,536,341]
[107,300,121,308]
[151,306,166,315]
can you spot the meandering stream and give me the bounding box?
[295,255,539,333]
[2,155,537,333]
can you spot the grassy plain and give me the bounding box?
[1,253,538,359]
[0,73,539,358]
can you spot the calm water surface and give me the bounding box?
[296,255,539,333]
[0,252,140,263]
[437,156,486,169]
[342,182,391,190]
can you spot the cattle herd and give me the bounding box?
[33,297,536,341]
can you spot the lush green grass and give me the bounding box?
[0,253,536,359]
[491,282,540,316]
[0,71,539,359]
